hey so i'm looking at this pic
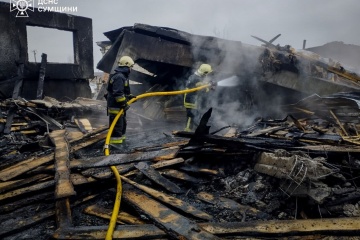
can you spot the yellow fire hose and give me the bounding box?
[104,84,211,240]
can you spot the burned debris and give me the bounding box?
[1,93,360,239]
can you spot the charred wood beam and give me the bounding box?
[0,179,54,203]
[134,161,184,193]
[53,225,167,239]
[69,147,179,169]
[84,204,146,225]
[122,187,220,240]
[0,191,53,214]
[0,194,98,238]
[160,169,201,183]
[121,176,213,221]
[50,130,76,199]
[174,131,305,150]
[0,132,107,181]
[52,217,360,239]
[0,174,96,204]
[49,130,75,229]
[0,174,50,194]
[3,63,24,134]
[56,199,73,229]
[36,53,47,100]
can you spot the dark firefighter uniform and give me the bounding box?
[107,66,131,144]
[183,73,208,131]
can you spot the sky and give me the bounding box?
[4,0,360,70]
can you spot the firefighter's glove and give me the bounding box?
[104,93,108,100]
[210,81,217,90]
[119,101,130,111]
[127,94,137,100]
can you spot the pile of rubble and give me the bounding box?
[1,94,360,239]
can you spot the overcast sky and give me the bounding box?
[4,0,360,70]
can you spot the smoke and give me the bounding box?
[188,35,293,130]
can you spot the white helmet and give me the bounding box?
[118,56,135,67]
[196,64,212,76]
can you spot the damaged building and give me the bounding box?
[0,2,93,100]
[1,7,360,240]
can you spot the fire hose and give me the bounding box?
[104,84,211,240]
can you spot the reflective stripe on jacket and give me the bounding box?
[107,66,131,108]
[184,73,204,109]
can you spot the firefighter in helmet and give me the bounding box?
[183,63,213,131]
[106,56,136,145]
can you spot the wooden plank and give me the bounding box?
[0,174,50,194]
[0,191,53,214]
[3,63,24,134]
[70,147,179,169]
[134,162,183,194]
[123,188,220,240]
[200,217,360,235]
[82,157,184,180]
[55,198,73,228]
[121,176,212,221]
[52,217,360,239]
[0,194,98,238]
[160,169,200,183]
[36,53,47,99]
[50,130,76,199]
[0,174,95,203]
[179,164,221,176]
[293,144,360,153]
[84,204,146,225]
[0,132,107,181]
[74,118,93,133]
[0,179,55,202]
[53,225,166,239]
[134,140,189,152]
[137,157,184,174]
[247,126,285,137]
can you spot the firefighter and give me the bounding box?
[106,56,136,145]
[183,63,213,131]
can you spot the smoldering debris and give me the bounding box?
[1,94,360,239]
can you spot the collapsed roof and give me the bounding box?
[97,23,360,98]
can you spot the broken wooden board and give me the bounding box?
[293,144,360,153]
[55,198,73,228]
[246,126,286,137]
[74,118,93,133]
[121,176,212,220]
[0,132,107,181]
[0,194,98,238]
[50,129,76,199]
[134,140,189,152]
[81,163,135,179]
[51,216,360,239]
[84,204,146,225]
[0,191,53,214]
[134,161,184,194]
[70,147,180,169]
[0,174,96,203]
[122,187,220,240]
[160,169,200,183]
[179,164,222,176]
[53,225,166,239]
[0,179,55,202]
[200,217,360,236]
[0,174,50,194]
